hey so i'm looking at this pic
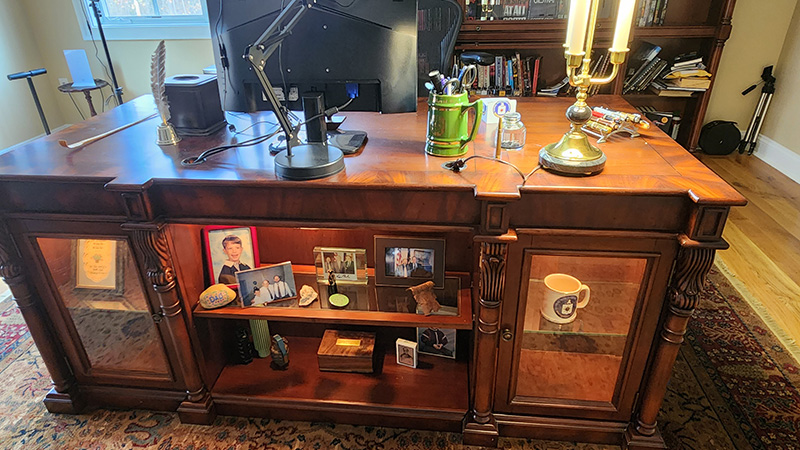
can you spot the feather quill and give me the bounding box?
[150,40,170,124]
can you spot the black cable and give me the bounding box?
[182,97,355,166]
[443,155,541,185]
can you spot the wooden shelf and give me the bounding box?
[194,271,474,329]
[211,336,470,430]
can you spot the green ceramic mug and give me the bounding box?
[425,92,483,157]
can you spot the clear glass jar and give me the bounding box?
[500,112,526,150]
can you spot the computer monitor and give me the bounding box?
[206,0,418,114]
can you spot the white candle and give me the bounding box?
[611,0,636,52]
[565,0,591,54]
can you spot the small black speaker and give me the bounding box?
[165,74,226,136]
[699,120,741,155]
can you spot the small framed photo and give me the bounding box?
[396,338,418,368]
[374,236,445,288]
[235,262,297,307]
[203,226,259,288]
[417,327,456,359]
[72,239,124,296]
[313,247,367,284]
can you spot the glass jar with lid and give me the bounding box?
[499,112,526,150]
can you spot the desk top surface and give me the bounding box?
[0,95,745,205]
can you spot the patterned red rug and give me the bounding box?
[0,267,797,449]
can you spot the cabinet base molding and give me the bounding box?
[178,393,217,425]
[463,418,499,447]
[494,414,627,447]
[43,387,85,414]
[214,396,465,432]
[623,426,667,450]
[82,385,186,412]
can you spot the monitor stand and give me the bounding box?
[274,92,345,180]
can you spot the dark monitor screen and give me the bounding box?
[206,0,418,114]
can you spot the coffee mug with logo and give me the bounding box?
[540,273,590,324]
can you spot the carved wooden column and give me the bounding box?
[625,235,726,449]
[0,220,83,413]
[125,223,216,424]
[464,229,516,447]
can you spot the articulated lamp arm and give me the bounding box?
[244,0,313,152]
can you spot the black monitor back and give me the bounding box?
[207,0,417,114]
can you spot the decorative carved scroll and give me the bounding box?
[131,226,176,292]
[480,242,507,306]
[0,221,23,283]
[666,246,716,312]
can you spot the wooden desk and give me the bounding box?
[0,95,745,449]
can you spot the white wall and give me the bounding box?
[705,0,798,130]
[0,0,65,149]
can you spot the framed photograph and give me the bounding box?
[396,338,418,368]
[313,247,367,283]
[235,262,297,307]
[417,327,456,359]
[203,226,259,288]
[72,239,124,295]
[374,236,445,288]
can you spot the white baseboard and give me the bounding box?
[754,135,800,185]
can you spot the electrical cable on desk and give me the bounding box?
[443,155,541,185]
[181,97,356,166]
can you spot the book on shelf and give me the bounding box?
[664,77,711,89]
[528,0,558,20]
[501,0,529,20]
[649,81,698,97]
[636,0,669,26]
[462,52,542,97]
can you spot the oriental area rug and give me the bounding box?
[0,267,798,450]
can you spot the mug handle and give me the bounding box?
[459,98,484,150]
[577,284,591,308]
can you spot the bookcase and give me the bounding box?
[456,0,736,151]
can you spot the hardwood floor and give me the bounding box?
[699,153,800,360]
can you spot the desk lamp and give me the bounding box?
[539,0,636,176]
[245,0,345,180]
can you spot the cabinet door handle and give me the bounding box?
[151,312,164,324]
[501,328,513,341]
[475,25,481,31]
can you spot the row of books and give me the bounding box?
[635,0,670,27]
[624,43,712,97]
[465,0,618,21]
[470,53,543,97]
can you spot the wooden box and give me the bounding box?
[317,330,376,373]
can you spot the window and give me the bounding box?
[72,0,211,40]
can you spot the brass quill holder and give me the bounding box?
[540,0,636,176]
[150,40,181,146]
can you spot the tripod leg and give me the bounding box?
[740,92,768,154]
[748,92,773,155]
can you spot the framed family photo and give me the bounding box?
[203,226,259,288]
[374,236,445,288]
[235,262,297,307]
[396,338,418,368]
[313,247,367,283]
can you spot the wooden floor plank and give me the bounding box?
[699,153,800,356]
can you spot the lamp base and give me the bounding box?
[274,143,345,180]
[539,129,606,176]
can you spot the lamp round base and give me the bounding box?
[539,147,606,176]
[274,144,345,180]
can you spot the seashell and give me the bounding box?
[199,284,237,309]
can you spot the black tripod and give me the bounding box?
[739,65,775,155]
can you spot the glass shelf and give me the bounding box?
[194,267,472,329]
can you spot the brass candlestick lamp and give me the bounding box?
[539,0,636,176]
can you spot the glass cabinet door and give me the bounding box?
[515,254,646,404]
[494,236,672,421]
[36,237,173,381]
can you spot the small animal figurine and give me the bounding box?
[270,334,289,369]
[327,270,338,296]
[408,281,441,316]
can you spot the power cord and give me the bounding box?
[443,155,541,185]
[181,98,355,166]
